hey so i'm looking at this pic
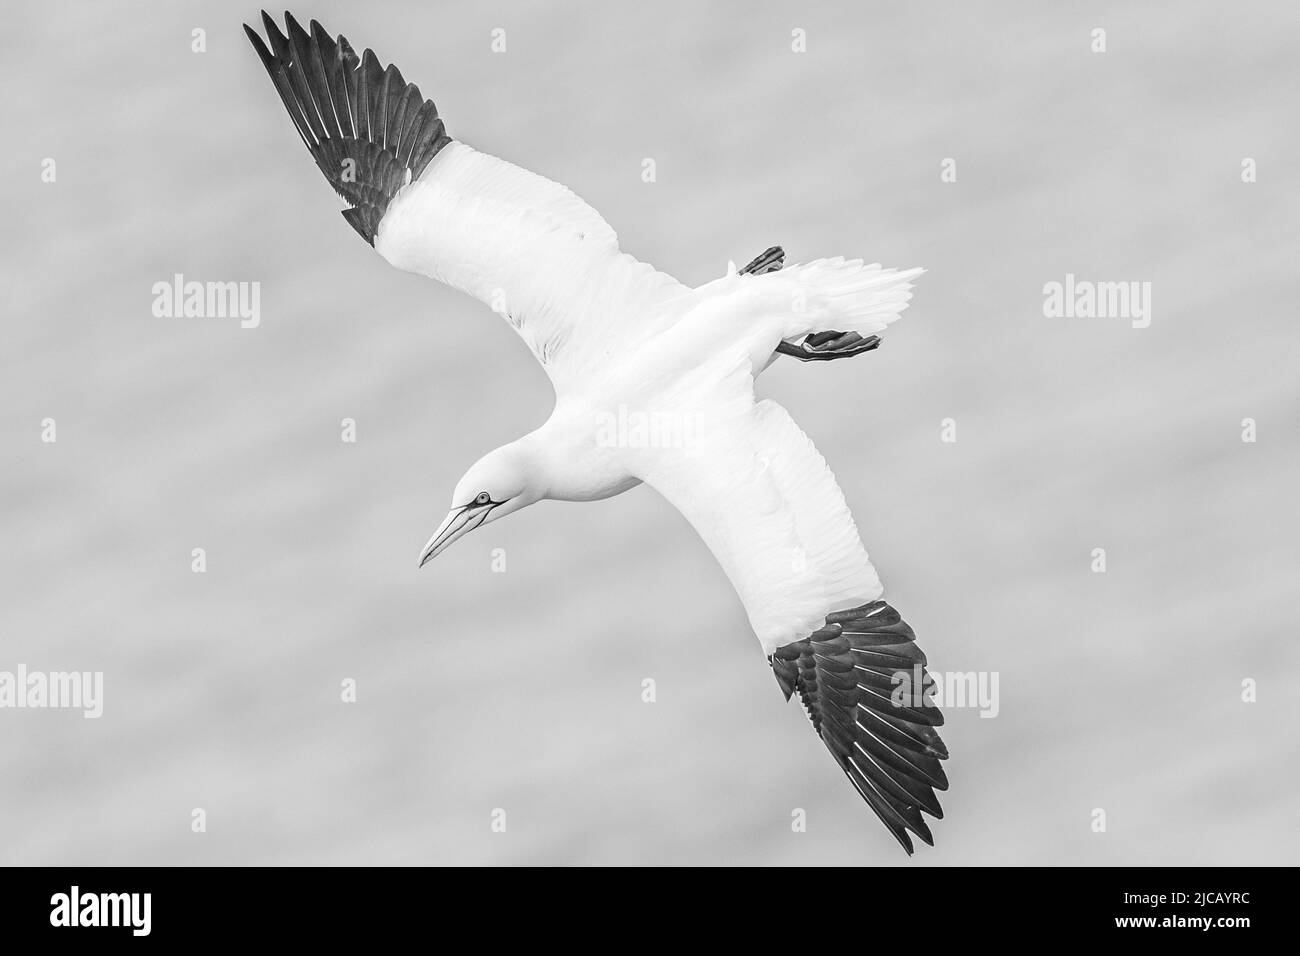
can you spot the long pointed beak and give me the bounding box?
[417,503,492,568]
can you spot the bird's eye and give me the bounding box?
[475,492,490,505]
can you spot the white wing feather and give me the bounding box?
[374,141,692,388]
[626,349,882,654]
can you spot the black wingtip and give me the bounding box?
[244,23,279,75]
[341,208,375,246]
[244,10,455,246]
[242,22,263,54]
[283,9,307,40]
[775,599,948,855]
[879,811,916,854]
[260,10,287,48]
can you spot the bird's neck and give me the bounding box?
[516,413,638,503]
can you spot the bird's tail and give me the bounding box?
[778,258,923,342]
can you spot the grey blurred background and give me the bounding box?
[2,0,1297,866]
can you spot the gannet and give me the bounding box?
[246,11,949,854]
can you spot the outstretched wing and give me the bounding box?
[628,355,947,852]
[245,12,692,389]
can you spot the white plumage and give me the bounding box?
[377,141,694,386]
[375,143,913,649]
[247,10,947,854]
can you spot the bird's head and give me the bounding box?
[418,442,540,567]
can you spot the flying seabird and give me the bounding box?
[245,11,948,854]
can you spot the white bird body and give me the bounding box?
[377,142,910,650]
[247,11,949,853]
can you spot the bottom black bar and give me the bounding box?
[0,866,1274,942]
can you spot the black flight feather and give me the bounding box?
[244,11,453,245]
[769,599,948,855]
